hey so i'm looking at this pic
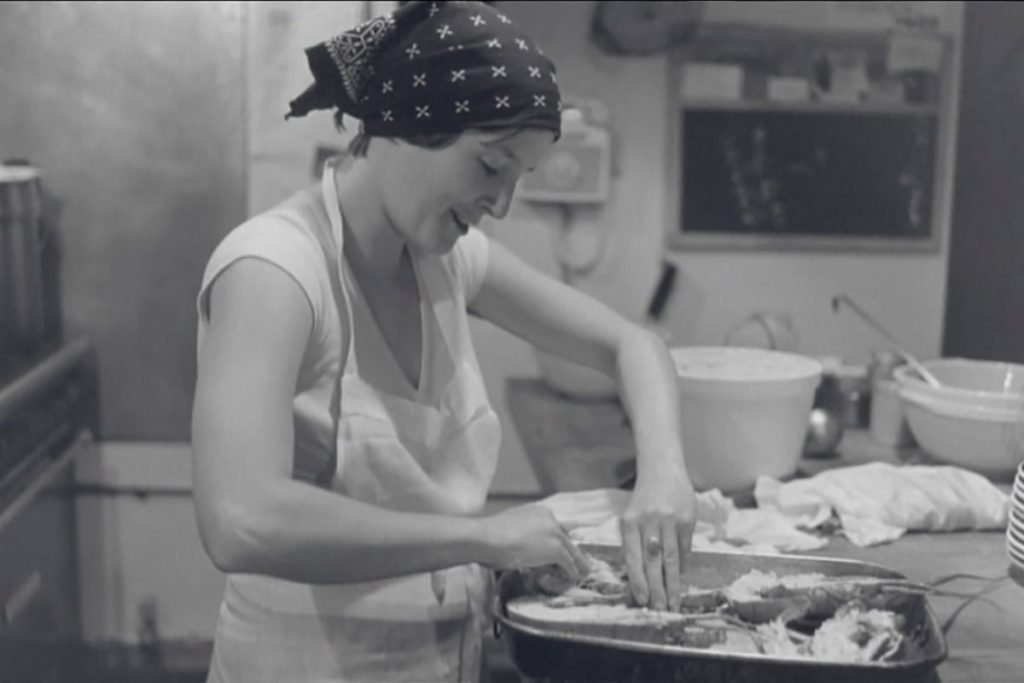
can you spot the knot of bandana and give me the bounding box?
[285,1,561,138]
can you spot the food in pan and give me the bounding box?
[508,556,926,663]
[530,554,626,598]
[756,603,905,662]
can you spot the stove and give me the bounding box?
[0,337,99,681]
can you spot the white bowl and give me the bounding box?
[1011,504,1024,526]
[1008,544,1024,565]
[895,363,1024,480]
[1007,530,1024,558]
[1009,544,1024,570]
[895,358,1024,411]
[669,346,822,493]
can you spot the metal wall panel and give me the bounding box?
[0,2,246,439]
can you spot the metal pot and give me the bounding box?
[0,163,46,355]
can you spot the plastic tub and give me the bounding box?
[895,359,1024,413]
[670,347,822,492]
[895,360,1024,480]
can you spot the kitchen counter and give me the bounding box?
[504,377,932,496]
[504,378,1024,683]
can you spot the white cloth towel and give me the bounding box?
[536,463,1010,553]
[754,462,1010,546]
[537,487,826,554]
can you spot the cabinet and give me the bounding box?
[666,25,956,252]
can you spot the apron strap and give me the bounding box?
[306,156,353,487]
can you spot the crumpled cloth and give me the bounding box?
[754,462,1010,546]
[535,463,1010,553]
[536,487,827,554]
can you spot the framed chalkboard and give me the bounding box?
[677,109,938,247]
[665,25,953,252]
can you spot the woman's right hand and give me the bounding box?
[479,504,589,581]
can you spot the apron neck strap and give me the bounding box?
[321,157,346,264]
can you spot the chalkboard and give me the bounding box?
[678,109,938,246]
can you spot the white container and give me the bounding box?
[670,347,822,493]
[898,397,1021,480]
[896,358,1024,413]
[870,378,915,447]
[895,360,1024,481]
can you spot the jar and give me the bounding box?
[0,163,46,354]
[868,348,914,447]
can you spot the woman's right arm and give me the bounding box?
[192,258,584,584]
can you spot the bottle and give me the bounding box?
[869,348,914,447]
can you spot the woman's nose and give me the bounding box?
[487,179,516,220]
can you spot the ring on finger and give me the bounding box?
[645,534,662,557]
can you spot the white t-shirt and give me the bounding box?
[196,184,490,481]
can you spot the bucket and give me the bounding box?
[0,163,46,354]
[671,347,822,492]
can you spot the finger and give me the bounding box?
[661,519,682,612]
[620,518,648,607]
[678,519,694,568]
[643,523,668,611]
[561,534,590,578]
[553,534,582,582]
[544,528,577,583]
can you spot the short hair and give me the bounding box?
[336,111,459,157]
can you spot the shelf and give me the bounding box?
[679,98,939,115]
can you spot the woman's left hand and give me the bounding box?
[619,466,696,611]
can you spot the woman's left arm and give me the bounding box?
[470,238,696,611]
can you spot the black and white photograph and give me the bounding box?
[1,1,1022,681]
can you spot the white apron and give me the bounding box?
[207,157,502,682]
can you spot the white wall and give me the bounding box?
[76,443,224,642]
[479,1,963,493]
[246,1,364,214]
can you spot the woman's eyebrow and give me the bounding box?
[481,139,523,165]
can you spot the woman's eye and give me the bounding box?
[480,160,500,177]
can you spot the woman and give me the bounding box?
[192,2,696,681]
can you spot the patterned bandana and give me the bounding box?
[285,1,561,138]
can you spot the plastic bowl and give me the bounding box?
[1007,529,1024,558]
[895,360,1024,481]
[1010,516,1024,541]
[1010,509,1024,533]
[1008,542,1024,568]
[670,347,822,493]
[895,358,1024,413]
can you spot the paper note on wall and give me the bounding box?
[824,1,956,34]
[887,33,943,73]
[680,63,744,101]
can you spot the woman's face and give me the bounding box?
[376,128,556,254]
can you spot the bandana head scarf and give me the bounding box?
[285,1,562,138]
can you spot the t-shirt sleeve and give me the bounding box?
[450,226,491,304]
[197,215,328,332]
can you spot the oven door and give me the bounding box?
[0,430,92,681]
